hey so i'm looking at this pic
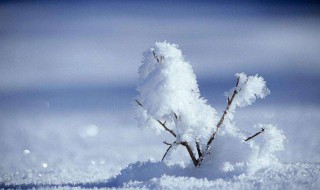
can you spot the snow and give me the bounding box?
[23,150,31,155]
[120,162,320,190]
[1,161,319,189]
[230,73,270,108]
[0,106,319,189]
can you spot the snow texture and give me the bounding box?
[2,161,319,189]
[117,161,320,190]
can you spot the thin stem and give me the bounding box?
[181,141,198,167]
[162,141,178,161]
[162,145,173,161]
[157,120,176,137]
[196,141,202,158]
[153,51,160,63]
[135,99,143,107]
[197,77,241,165]
[244,128,265,141]
[163,141,172,146]
[135,99,198,167]
[206,77,240,148]
[173,113,178,120]
[135,99,177,138]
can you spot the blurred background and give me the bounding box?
[1,0,320,183]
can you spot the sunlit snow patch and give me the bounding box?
[23,149,31,155]
[42,162,48,168]
[79,124,99,137]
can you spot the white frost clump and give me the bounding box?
[230,73,270,108]
[222,73,270,137]
[136,41,218,143]
[247,124,286,173]
[209,74,283,173]
[135,41,285,173]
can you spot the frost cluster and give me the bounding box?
[135,41,286,173]
[222,73,270,137]
[136,41,218,144]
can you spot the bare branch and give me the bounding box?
[157,120,177,137]
[206,77,240,148]
[153,51,160,63]
[245,128,265,141]
[163,76,242,167]
[135,99,181,162]
[135,99,143,107]
[235,76,240,86]
[173,112,178,120]
[163,141,172,146]
[162,141,178,161]
[196,141,202,158]
[153,50,165,63]
[135,99,177,138]
[161,145,173,161]
[163,139,200,167]
[181,141,198,167]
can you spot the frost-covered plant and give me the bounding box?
[135,42,285,168]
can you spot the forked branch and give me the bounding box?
[161,142,176,161]
[136,75,264,168]
[153,51,164,63]
[162,144,174,161]
[135,99,177,138]
[181,141,199,167]
[196,77,241,165]
[157,120,176,137]
[135,100,186,163]
[153,51,160,63]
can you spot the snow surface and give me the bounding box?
[0,106,319,189]
[1,161,319,189]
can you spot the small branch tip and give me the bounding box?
[244,128,265,142]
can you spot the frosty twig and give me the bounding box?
[135,99,199,166]
[181,141,199,166]
[245,128,265,141]
[197,77,241,165]
[157,120,177,137]
[135,99,177,137]
[153,51,164,63]
[206,77,240,148]
[153,51,160,63]
[196,141,202,158]
[162,143,174,161]
[135,99,143,107]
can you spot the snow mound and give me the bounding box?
[1,162,319,189]
[113,161,320,190]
